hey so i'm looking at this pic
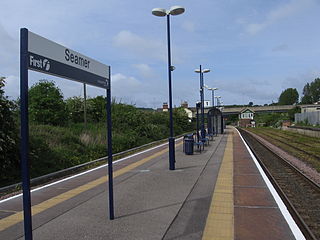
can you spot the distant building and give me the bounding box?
[181,101,188,108]
[162,102,168,112]
[301,105,320,113]
[180,101,192,121]
[204,100,211,107]
[238,108,255,128]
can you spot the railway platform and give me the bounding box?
[0,127,304,239]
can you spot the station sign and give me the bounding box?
[27,31,109,89]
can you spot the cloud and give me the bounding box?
[3,75,19,99]
[133,63,155,79]
[244,0,316,35]
[113,30,166,62]
[0,23,19,74]
[272,44,289,52]
[219,79,278,102]
[112,73,141,88]
[182,21,196,32]
[281,69,320,93]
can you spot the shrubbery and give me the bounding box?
[0,77,20,185]
[1,79,194,187]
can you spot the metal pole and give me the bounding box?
[212,90,214,107]
[200,66,205,140]
[83,83,87,128]
[20,28,33,240]
[196,103,200,142]
[167,14,175,170]
[106,67,114,220]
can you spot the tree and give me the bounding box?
[0,77,20,185]
[278,88,299,105]
[66,96,84,123]
[29,80,66,125]
[301,78,320,104]
[248,102,253,107]
[87,96,106,122]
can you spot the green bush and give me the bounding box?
[0,77,20,186]
[1,80,195,187]
[29,80,66,126]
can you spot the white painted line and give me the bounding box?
[0,137,183,204]
[236,128,305,240]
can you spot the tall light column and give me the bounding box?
[195,66,210,140]
[152,6,185,170]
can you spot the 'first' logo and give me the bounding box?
[29,55,50,71]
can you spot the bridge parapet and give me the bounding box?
[188,104,314,118]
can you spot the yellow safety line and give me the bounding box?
[202,133,234,240]
[0,142,182,231]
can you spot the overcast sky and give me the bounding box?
[1,0,320,108]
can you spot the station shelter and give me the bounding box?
[207,107,224,135]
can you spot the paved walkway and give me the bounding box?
[0,127,301,239]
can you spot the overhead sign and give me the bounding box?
[27,30,109,89]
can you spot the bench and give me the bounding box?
[194,141,204,152]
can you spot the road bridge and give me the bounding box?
[188,104,313,118]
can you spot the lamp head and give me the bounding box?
[169,6,185,16]
[152,8,167,17]
[203,69,210,73]
[194,69,201,73]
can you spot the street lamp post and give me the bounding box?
[204,85,218,135]
[152,6,185,170]
[205,85,218,108]
[215,96,221,107]
[195,66,210,140]
[196,102,201,142]
[209,87,218,107]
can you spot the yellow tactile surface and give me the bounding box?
[202,133,234,240]
[0,142,182,232]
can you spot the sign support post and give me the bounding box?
[106,67,114,220]
[20,28,33,240]
[19,28,114,239]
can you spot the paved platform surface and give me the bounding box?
[0,127,300,239]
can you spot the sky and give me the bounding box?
[1,0,320,109]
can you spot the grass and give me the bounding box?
[246,127,320,173]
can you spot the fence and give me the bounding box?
[295,111,320,125]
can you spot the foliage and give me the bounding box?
[278,88,299,105]
[87,96,106,122]
[254,112,289,127]
[287,106,300,121]
[29,80,66,126]
[1,79,195,187]
[0,77,20,185]
[65,96,84,123]
[301,78,320,104]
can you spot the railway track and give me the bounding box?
[238,128,320,240]
[248,129,320,160]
